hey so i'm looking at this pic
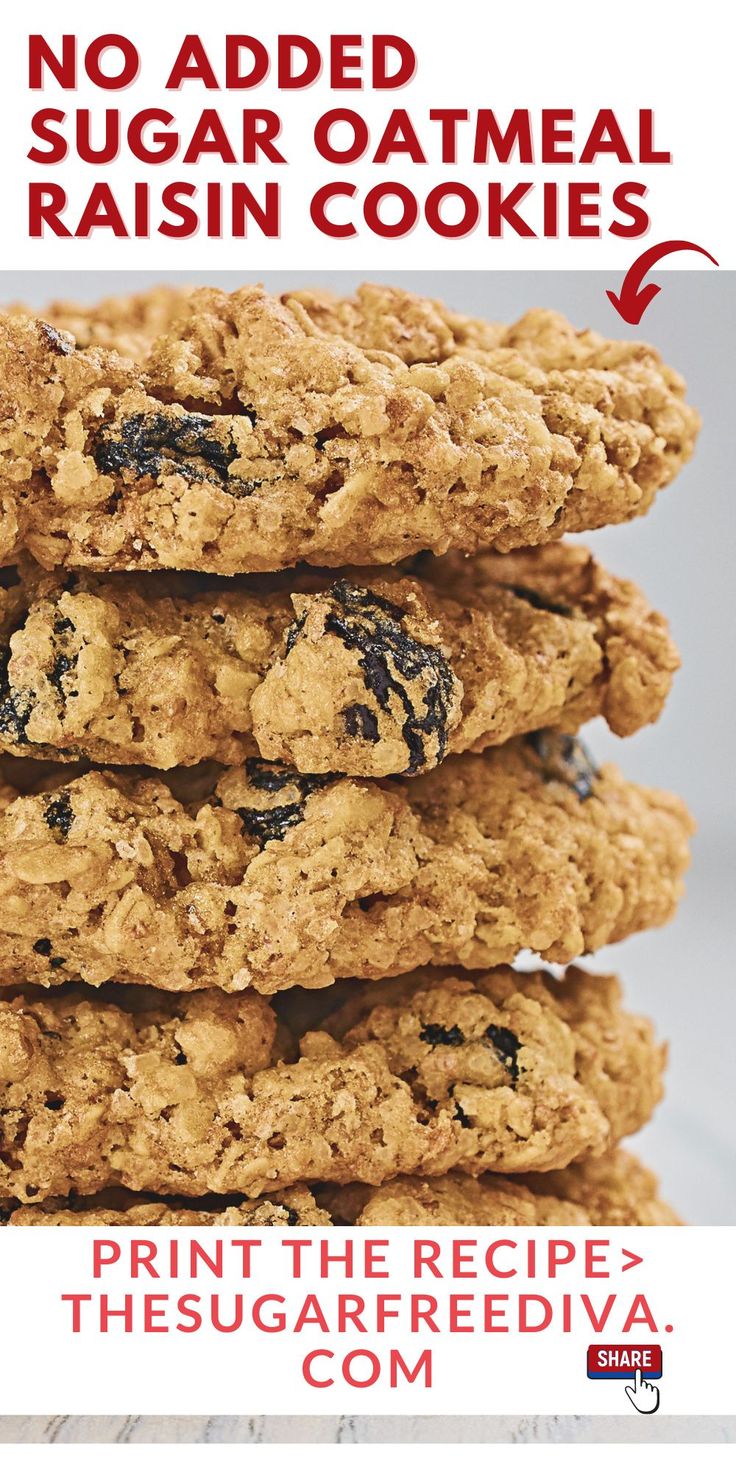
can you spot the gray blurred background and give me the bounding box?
[4,269,734,1223]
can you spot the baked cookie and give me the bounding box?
[5,1185,329,1226]
[514,1149,682,1227]
[4,1150,677,1226]
[0,733,692,992]
[0,965,664,1202]
[0,543,678,772]
[324,1150,680,1227]
[41,284,194,361]
[0,286,698,573]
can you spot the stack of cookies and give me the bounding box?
[0,283,697,1227]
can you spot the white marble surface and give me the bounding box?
[1,1416,734,1443]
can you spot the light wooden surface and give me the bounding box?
[0,1416,734,1443]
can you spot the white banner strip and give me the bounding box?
[0,0,729,269]
[0,1226,732,1416]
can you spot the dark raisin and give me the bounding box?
[452,1091,473,1129]
[286,580,456,774]
[243,757,304,795]
[420,1022,465,1047]
[33,938,53,956]
[39,321,73,356]
[284,611,306,656]
[93,411,258,496]
[48,652,76,696]
[506,584,573,618]
[0,638,35,744]
[486,1025,521,1084]
[44,1093,65,1111]
[525,730,598,800]
[238,801,303,846]
[286,1208,300,1226]
[49,956,66,970]
[44,791,74,840]
[343,703,380,743]
[0,690,34,743]
[174,1052,187,1066]
[52,615,76,636]
[236,757,335,848]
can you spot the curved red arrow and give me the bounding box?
[607,240,719,325]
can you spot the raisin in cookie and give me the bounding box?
[0,965,664,1202]
[0,287,698,573]
[0,543,677,772]
[0,733,692,992]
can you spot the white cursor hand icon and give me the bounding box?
[625,1368,660,1414]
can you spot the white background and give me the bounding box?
[0,0,729,270]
